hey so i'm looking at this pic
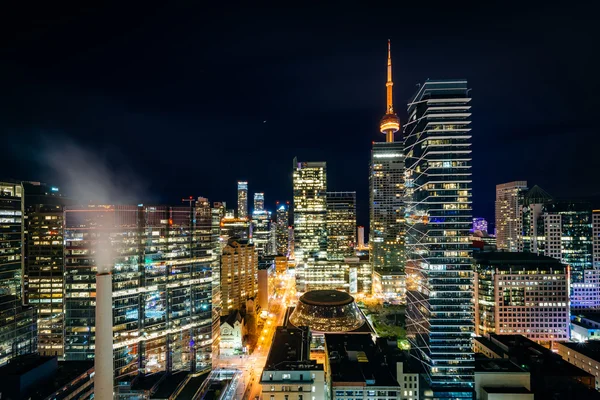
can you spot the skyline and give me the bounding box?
[1,3,598,230]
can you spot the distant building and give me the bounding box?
[0,355,94,400]
[237,181,248,218]
[495,181,528,251]
[296,259,372,295]
[0,181,36,366]
[293,158,327,261]
[23,182,73,357]
[326,191,357,261]
[220,215,251,242]
[324,333,403,400]
[221,239,258,316]
[220,311,246,356]
[275,203,290,256]
[357,226,366,250]
[251,208,273,256]
[260,326,326,399]
[254,192,265,212]
[571,268,600,311]
[472,217,488,234]
[474,252,569,345]
[257,259,275,311]
[571,314,600,342]
[594,210,600,268]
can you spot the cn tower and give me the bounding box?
[379,39,400,142]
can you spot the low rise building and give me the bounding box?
[557,341,600,390]
[474,358,532,400]
[220,311,246,356]
[296,259,373,295]
[473,252,569,346]
[260,326,326,400]
[571,314,600,342]
[325,333,403,400]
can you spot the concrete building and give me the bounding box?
[404,80,474,395]
[473,252,569,345]
[0,181,36,366]
[357,226,366,250]
[326,191,357,261]
[293,158,328,262]
[473,334,599,398]
[220,311,246,356]
[474,358,532,400]
[557,341,600,390]
[296,259,372,295]
[260,326,326,400]
[324,333,403,400]
[258,259,275,311]
[373,270,406,300]
[221,239,258,316]
[495,181,528,252]
[571,314,600,342]
[571,268,600,311]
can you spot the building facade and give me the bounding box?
[473,252,569,345]
[219,311,245,356]
[495,181,528,251]
[295,259,372,295]
[472,217,488,234]
[293,158,327,261]
[404,80,474,395]
[63,201,219,386]
[254,192,265,213]
[326,192,357,261]
[0,182,36,366]
[275,203,289,256]
[237,181,248,219]
[220,239,258,316]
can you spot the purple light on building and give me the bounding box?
[473,218,488,233]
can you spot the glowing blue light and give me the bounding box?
[51,187,59,192]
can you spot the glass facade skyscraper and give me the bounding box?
[237,181,248,219]
[495,181,528,251]
[404,80,474,396]
[253,192,264,213]
[276,203,289,256]
[0,182,36,366]
[293,158,327,261]
[64,201,219,389]
[326,191,356,261]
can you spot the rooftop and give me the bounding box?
[263,326,322,371]
[475,358,527,373]
[559,341,600,361]
[473,251,564,268]
[300,290,354,306]
[482,387,532,394]
[325,333,399,387]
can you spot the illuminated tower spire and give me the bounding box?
[379,39,400,142]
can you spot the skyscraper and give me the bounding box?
[254,192,265,213]
[293,158,327,261]
[0,182,36,366]
[495,181,528,251]
[276,203,289,256]
[237,181,248,219]
[326,191,356,260]
[472,217,488,234]
[369,40,405,286]
[64,201,219,390]
[404,80,474,395]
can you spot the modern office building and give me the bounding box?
[519,185,553,254]
[295,259,372,295]
[23,182,73,357]
[275,203,289,256]
[254,192,265,213]
[220,238,258,316]
[571,267,600,311]
[63,201,219,389]
[473,252,569,345]
[0,181,37,366]
[326,191,356,260]
[495,181,528,251]
[220,215,251,243]
[594,210,600,268]
[293,158,327,261]
[370,41,405,296]
[472,217,488,234]
[260,326,326,400]
[404,80,474,395]
[237,181,248,219]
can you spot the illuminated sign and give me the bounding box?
[373,154,402,158]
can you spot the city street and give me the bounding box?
[216,270,297,400]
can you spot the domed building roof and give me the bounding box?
[289,290,366,332]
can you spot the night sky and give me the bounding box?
[1,3,598,230]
